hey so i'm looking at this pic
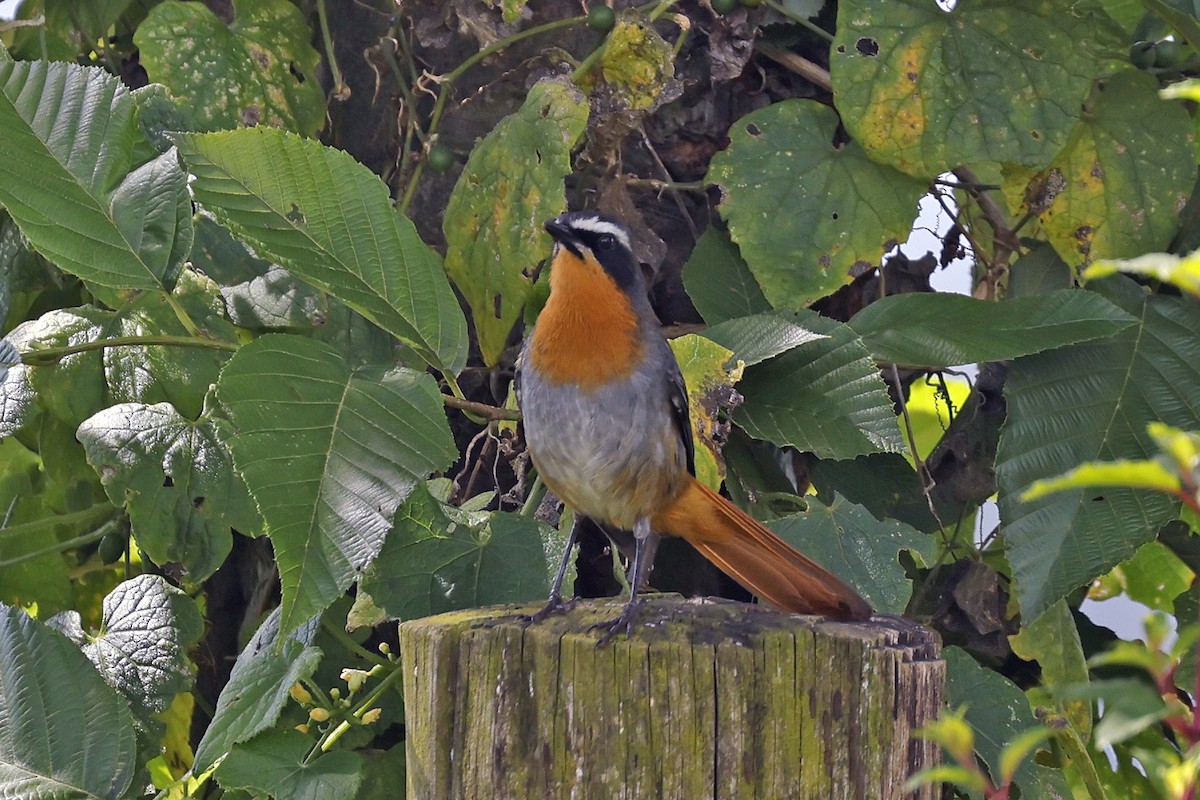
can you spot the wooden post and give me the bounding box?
[399,596,944,800]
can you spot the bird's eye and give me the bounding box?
[596,233,616,251]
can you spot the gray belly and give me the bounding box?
[519,363,687,530]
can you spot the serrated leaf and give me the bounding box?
[767,493,934,613]
[701,313,826,368]
[708,101,925,308]
[851,289,1136,368]
[680,228,770,325]
[0,604,138,800]
[1008,599,1091,739]
[997,276,1200,621]
[442,78,588,366]
[177,128,468,374]
[830,0,1109,178]
[135,0,325,134]
[0,61,192,291]
[706,308,902,459]
[74,575,203,719]
[193,607,321,772]
[943,646,1042,791]
[77,403,259,582]
[215,731,361,800]
[1002,70,1196,267]
[217,335,457,635]
[361,486,550,622]
[668,334,742,489]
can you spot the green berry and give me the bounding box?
[587,5,616,32]
[97,531,128,564]
[712,0,737,12]
[427,144,455,173]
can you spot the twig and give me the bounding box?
[951,167,1019,299]
[442,394,521,421]
[754,42,831,92]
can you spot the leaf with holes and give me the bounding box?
[1002,70,1196,268]
[443,78,589,365]
[831,0,1113,178]
[217,335,457,636]
[996,276,1200,622]
[77,401,260,583]
[708,101,925,309]
[135,0,324,134]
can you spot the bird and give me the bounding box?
[516,210,872,640]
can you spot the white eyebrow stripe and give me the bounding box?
[568,217,632,251]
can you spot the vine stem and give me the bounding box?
[316,0,347,98]
[319,617,392,669]
[16,335,238,366]
[0,518,119,568]
[398,14,586,214]
[163,292,203,338]
[0,503,116,542]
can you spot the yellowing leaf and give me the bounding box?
[668,334,742,490]
[1022,459,1182,502]
[443,78,588,365]
[1086,251,1200,298]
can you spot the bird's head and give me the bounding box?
[544,211,642,294]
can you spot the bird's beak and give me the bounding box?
[544,217,583,257]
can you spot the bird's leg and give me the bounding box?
[593,517,659,646]
[525,516,580,625]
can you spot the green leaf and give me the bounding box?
[1002,70,1197,267]
[217,335,457,635]
[1104,541,1195,613]
[77,401,260,582]
[193,607,322,772]
[680,228,770,325]
[135,0,325,135]
[708,101,926,308]
[706,309,903,459]
[1008,599,1091,739]
[831,0,1109,178]
[442,78,588,366]
[851,290,1136,368]
[0,61,192,291]
[1140,0,1200,53]
[996,276,1200,621]
[997,728,1051,786]
[177,128,468,374]
[943,646,1042,791]
[1023,459,1183,501]
[701,313,826,368]
[52,575,203,721]
[0,604,138,800]
[1057,678,1169,749]
[0,338,35,438]
[1085,250,1200,298]
[767,494,934,614]
[215,731,361,800]
[361,486,551,621]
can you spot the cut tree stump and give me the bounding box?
[399,596,944,800]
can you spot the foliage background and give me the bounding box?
[1,0,1200,797]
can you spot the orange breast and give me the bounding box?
[527,249,642,390]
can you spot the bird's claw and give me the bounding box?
[523,595,577,626]
[589,602,640,647]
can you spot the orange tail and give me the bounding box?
[652,477,872,621]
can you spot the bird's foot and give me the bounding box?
[589,599,641,647]
[523,594,577,626]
